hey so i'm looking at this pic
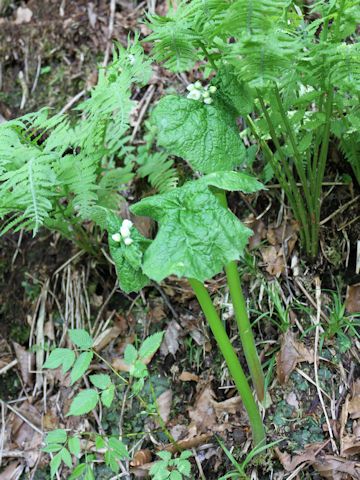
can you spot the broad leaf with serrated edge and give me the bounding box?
[108,437,130,459]
[69,463,86,479]
[89,374,111,389]
[50,451,62,478]
[45,429,67,444]
[139,332,164,359]
[124,343,137,365]
[68,437,81,456]
[131,177,256,283]
[101,385,115,407]
[107,210,151,293]
[68,329,93,349]
[71,351,93,385]
[151,95,246,174]
[61,448,72,468]
[66,389,99,416]
[42,348,75,373]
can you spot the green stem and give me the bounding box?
[311,88,333,257]
[216,191,264,402]
[256,93,311,253]
[188,278,266,448]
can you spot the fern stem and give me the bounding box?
[246,115,306,247]
[188,278,266,448]
[333,0,345,41]
[311,88,333,257]
[199,42,217,71]
[256,94,311,252]
[273,86,314,222]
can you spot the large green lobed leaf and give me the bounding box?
[151,95,246,173]
[131,173,261,283]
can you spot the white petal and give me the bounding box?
[111,233,121,242]
[203,97,213,104]
[124,237,133,245]
[122,219,133,229]
[120,225,131,238]
[187,89,201,101]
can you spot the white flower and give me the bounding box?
[187,89,201,101]
[124,237,133,245]
[203,97,213,104]
[122,219,133,229]
[128,54,135,65]
[112,233,121,242]
[209,85,217,94]
[194,80,202,89]
[120,225,131,238]
[186,83,195,91]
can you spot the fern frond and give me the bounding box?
[136,151,178,193]
[145,9,201,72]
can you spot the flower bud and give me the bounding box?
[202,91,210,98]
[122,219,133,229]
[186,83,195,91]
[204,97,213,104]
[120,225,131,238]
[111,233,121,242]
[187,89,201,101]
[209,85,217,93]
[194,80,202,89]
[124,237,133,245]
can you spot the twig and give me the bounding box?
[335,361,355,418]
[35,279,49,392]
[130,84,156,142]
[31,55,42,94]
[91,281,119,335]
[151,281,179,319]
[320,194,360,226]
[18,71,28,110]
[103,0,116,67]
[52,250,84,276]
[1,400,43,435]
[0,400,5,466]
[0,359,18,375]
[11,228,24,265]
[59,90,86,115]
[313,277,338,454]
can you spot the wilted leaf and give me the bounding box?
[346,283,360,314]
[179,371,199,382]
[93,325,123,352]
[160,320,182,357]
[13,342,34,387]
[188,386,216,432]
[244,214,267,250]
[347,379,360,419]
[276,329,314,384]
[275,442,326,471]
[312,456,360,479]
[0,461,22,480]
[156,389,172,425]
[131,449,152,467]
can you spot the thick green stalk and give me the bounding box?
[188,278,266,448]
[216,190,264,402]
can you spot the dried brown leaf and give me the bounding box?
[244,214,267,250]
[275,442,326,471]
[93,325,123,352]
[348,380,360,420]
[131,448,152,467]
[346,284,360,314]
[160,320,182,357]
[156,389,172,425]
[276,330,314,385]
[13,342,34,387]
[188,386,216,432]
[0,461,22,480]
[179,371,199,382]
[312,456,360,479]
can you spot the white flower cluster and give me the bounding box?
[111,219,133,245]
[186,81,217,104]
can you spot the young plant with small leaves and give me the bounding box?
[149,450,192,480]
[42,328,178,478]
